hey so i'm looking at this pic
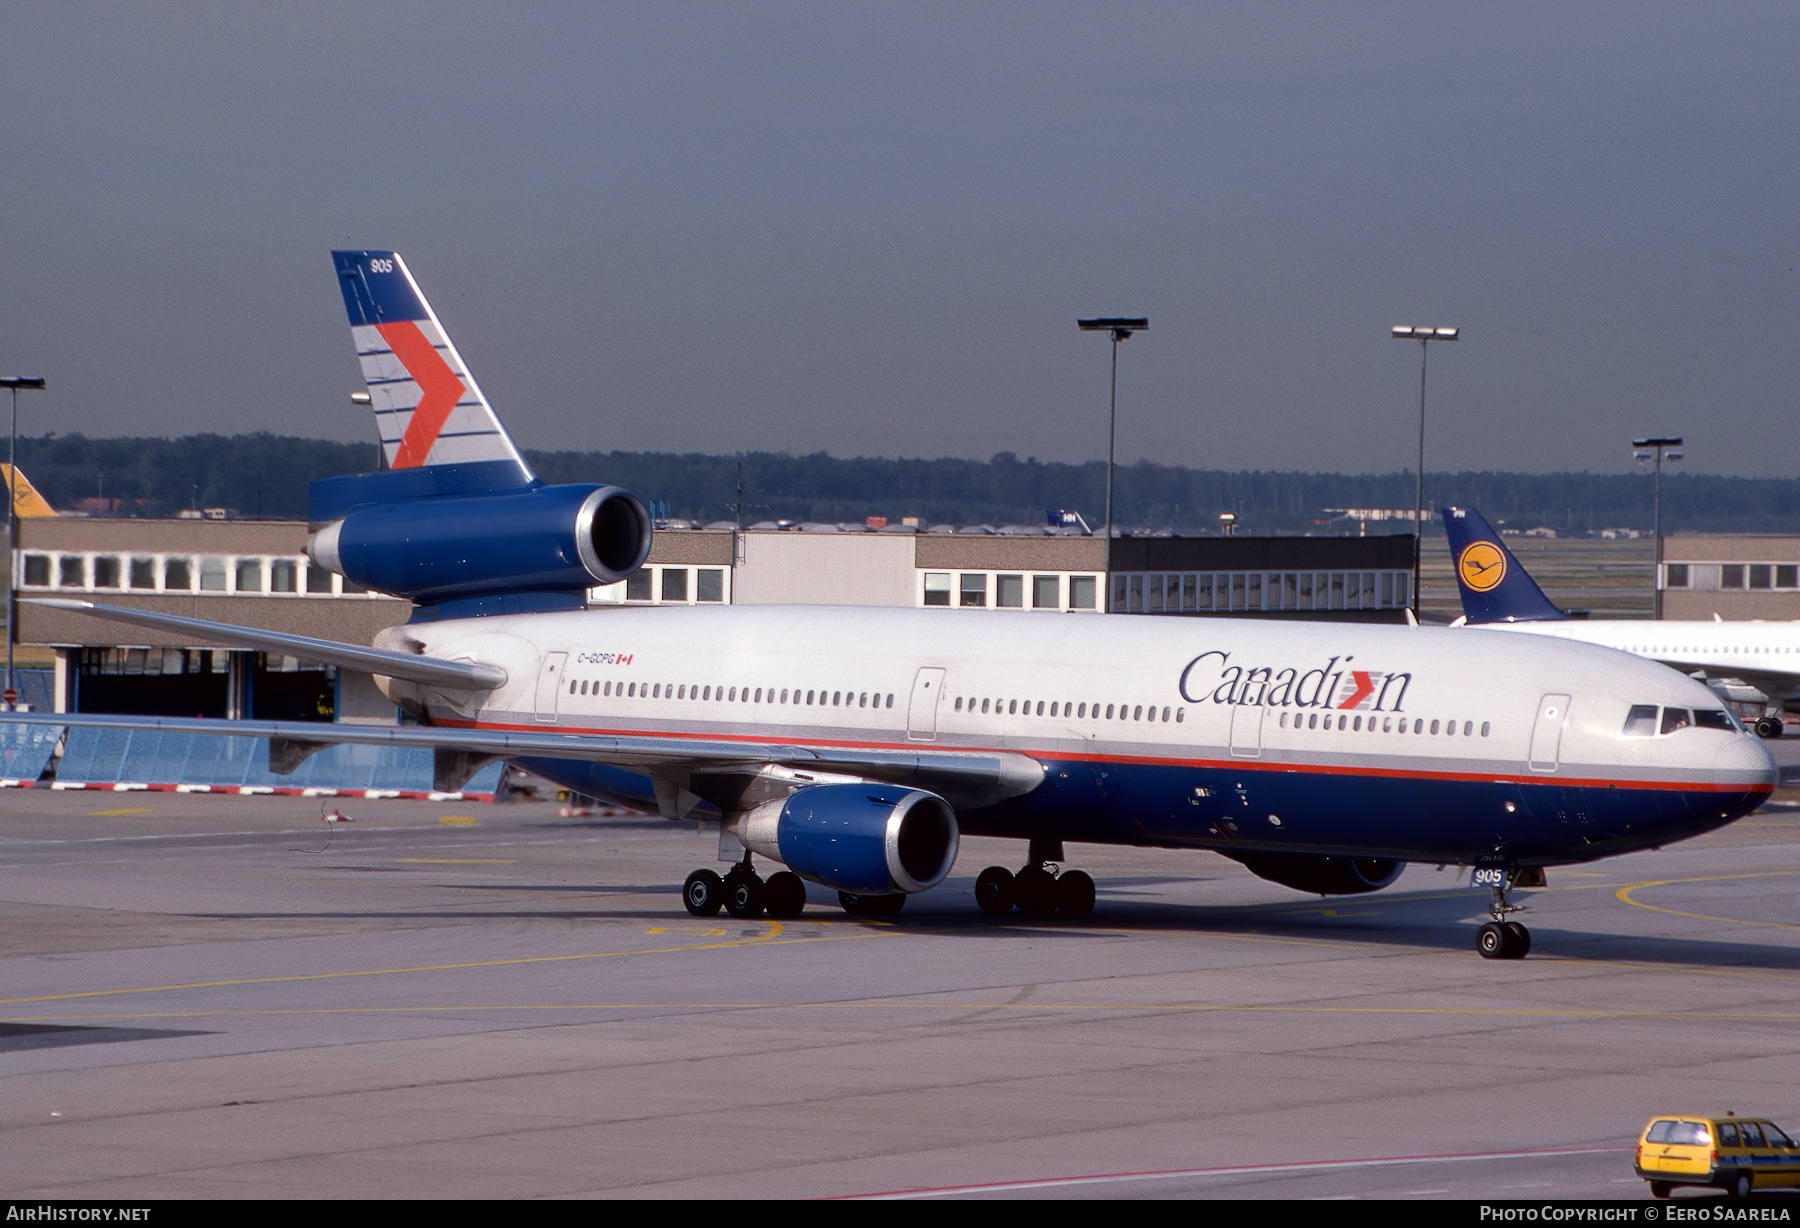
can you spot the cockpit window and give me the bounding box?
[1693,709,1735,731]
[1660,707,1692,735]
[1622,705,1658,737]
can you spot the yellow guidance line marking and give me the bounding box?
[438,815,478,827]
[1614,870,1800,931]
[14,1000,1800,1026]
[397,858,515,865]
[0,919,897,1007]
[88,808,155,816]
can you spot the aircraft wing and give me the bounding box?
[0,711,1044,812]
[23,599,507,691]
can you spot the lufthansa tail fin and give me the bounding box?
[333,251,532,484]
[1440,506,1567,624]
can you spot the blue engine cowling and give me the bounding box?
[737,783,960,895]
[307,482,651,604]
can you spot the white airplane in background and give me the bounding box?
[1445,506,1800,738]
[0,253,1775,963]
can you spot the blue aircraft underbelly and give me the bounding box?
[511,753,1759,868]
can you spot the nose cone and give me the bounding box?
[1716,734,1779,789]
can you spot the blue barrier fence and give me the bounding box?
[50,726,503,797]
[0,722,62,784]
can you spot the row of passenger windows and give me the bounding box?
[1280,711,1491,737]
[569,678,896,710]
[954,696,1186,723]
[1621,705,1737,736]
[19,552,366,596]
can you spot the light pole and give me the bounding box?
[3,377,47,709]
[1390,325,1458,619]
[1078,317,1148,611]
[1633,436,1683,619]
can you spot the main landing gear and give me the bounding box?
[1475,870,1533,960]
[975,838,1095,919]
[683,854,808,920]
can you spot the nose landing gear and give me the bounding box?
[1475,871,1532,959]
[975,838,1095,919]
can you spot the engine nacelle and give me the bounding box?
[1225,851,1405,896]
[737,784,960,895]
[308,482,651,603]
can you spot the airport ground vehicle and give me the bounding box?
[0,253,1776,960]
[1635,1114,1800,1199]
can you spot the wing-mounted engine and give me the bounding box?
[1223,851,1404,896]
[307,469,652,617]
[731,782,961,896]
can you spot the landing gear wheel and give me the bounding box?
[1503,921,1531,958]
[1757,716,1784,739]
[723,869,765,918]
[1649,1181,1672,1200]
[1731,1171,1752,1201]
[975,866,1015,914]
[1055,869,1096,918]
[683,869,723,917]
[1013,866,1058,917]
[764,871,807,919]
[1476,921,1509,959]
[839,891,905,917]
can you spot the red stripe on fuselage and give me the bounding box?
[377,320,467,469]
[429,715,1768,795]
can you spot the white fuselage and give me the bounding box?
[382,605,1774,866]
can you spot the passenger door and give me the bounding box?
[907,667,946,742]
[534,652,568,724]
[1229,702,1264,759]
[1528,693,1570,773]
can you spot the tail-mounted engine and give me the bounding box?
[734,783,960,896]
[307,477,651,610]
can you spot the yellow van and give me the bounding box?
[1635,1115,1800,1199]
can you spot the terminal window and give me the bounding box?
[662,568,688,602]
[960,574,987,607]
[1070,576,1096,609]
[164,558,192,590]
[996,574,1023,608]
[21,554,49,586]
[93,556,120,588]
[697,569,724,602]
[923,572,951,606]
[1033,575,1059,609]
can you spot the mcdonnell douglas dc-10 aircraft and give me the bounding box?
[4,252,1775,961]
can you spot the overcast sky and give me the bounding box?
[2,3,1794,476]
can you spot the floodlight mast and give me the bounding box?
[2,377,47,709]
[1078,318,1149,610]
[1633,435,1683,619]
[1390,326,1458,619]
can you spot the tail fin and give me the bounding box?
[333,251,533,484]
[1441,506,1566,623]
[2,464,55,517]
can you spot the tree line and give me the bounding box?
[10,432,1794,535]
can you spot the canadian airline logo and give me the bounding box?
[1457,541,1507,593]
[1179,651,1411,712]
[376,320,467,469]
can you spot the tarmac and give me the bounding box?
[3,750,1800,1201]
